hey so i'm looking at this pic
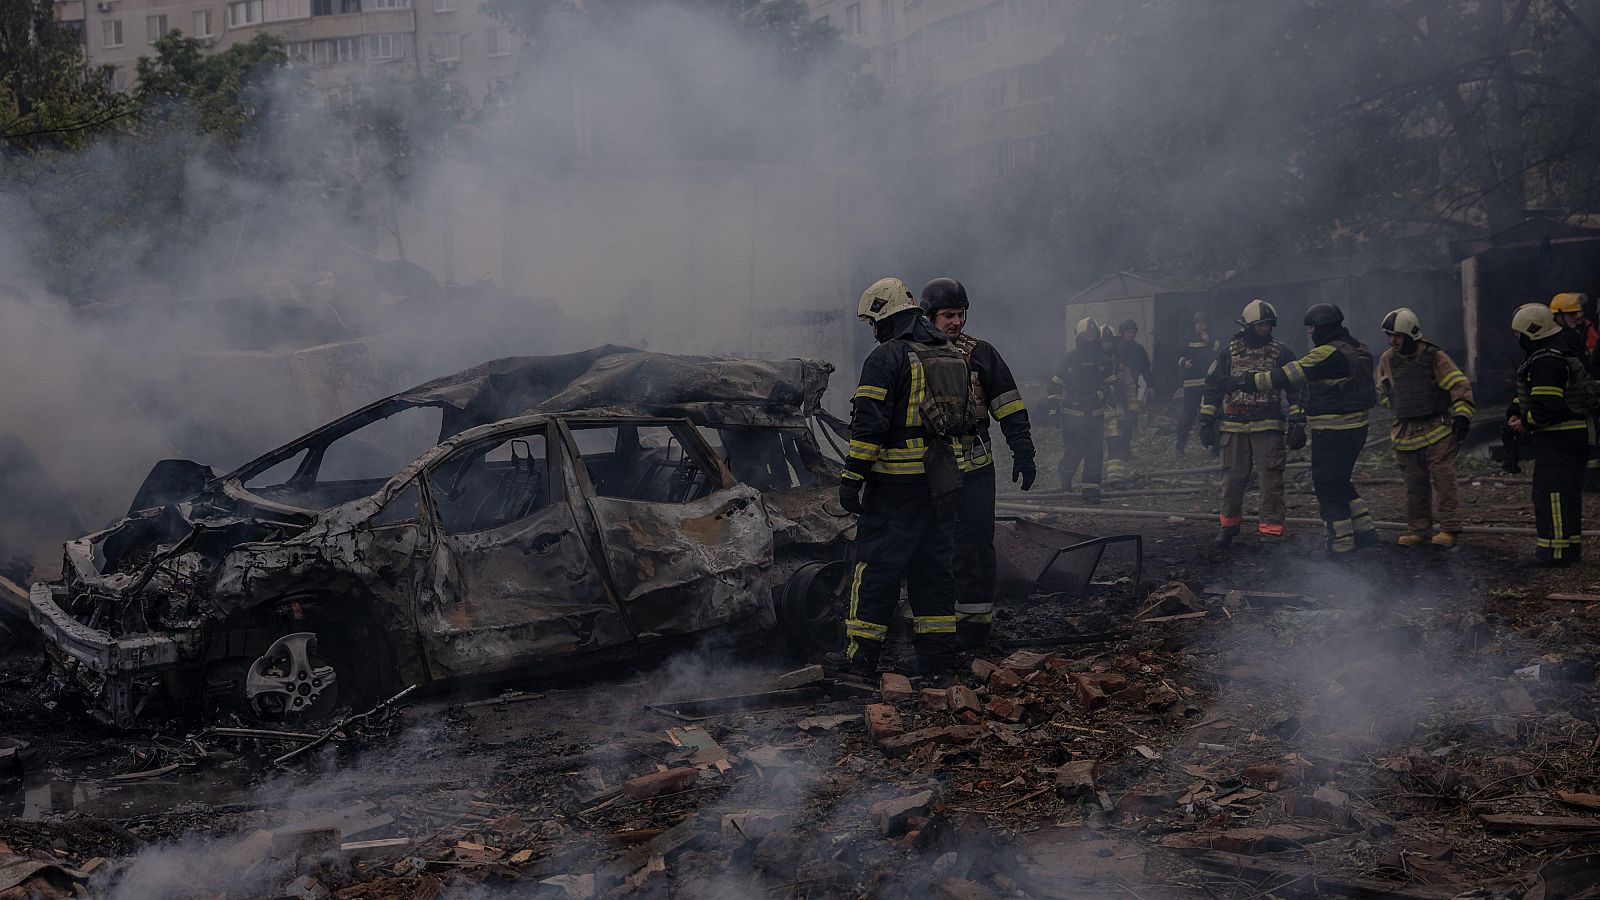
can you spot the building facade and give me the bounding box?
[806,0,1068,186]
[54,0,518,104]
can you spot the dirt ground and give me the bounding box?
[3,402,1599,899]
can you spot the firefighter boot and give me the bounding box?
[1430,532,1457,548]
[1214,525,1239,549]
[1082,487,1102,505]
[822,641,882,678]
[1397,533,1427,548]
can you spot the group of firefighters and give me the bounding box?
[826,275,1597,680]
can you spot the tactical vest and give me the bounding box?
[1307,338,1376,415]
[1225,337,1284,413]
[903,340,983,438]
[951,333,990,424]
[1388,343,1451,420]
[1062,346,1110,410]
[1518,347,1600,420]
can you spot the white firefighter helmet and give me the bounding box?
[1380,307,1423,341]
[1240,299,1277,326]
[857,277,918,323]
[1511,303,1562,340]
[1099,323,1117,341]
[1074,316,1099,338]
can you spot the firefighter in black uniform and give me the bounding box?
[1177,312,1221,456]
[1118,319,1154,440]
[1242,303,1378,554]
[919,278,1036,649]
[1507,303,1593,566]
[1550,293,1600,491]
[1101,324,1136,488]
[1048,317,1112,503]
[825,277,970,677]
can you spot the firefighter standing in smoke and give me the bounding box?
[1117,320,1154,439]
[1375,308,1475,549]
[1198,300,1300,548]
[1240,303,1378,554]
[1549,292,1600,491]
[1506,303,1594,566]
[1100,324,1137,489]
[829,277,975,676]
[919,278,1036,650]
[1176,312,1222,456]
[1047,317,1112,503]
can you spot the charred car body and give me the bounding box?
[30,348,857,726]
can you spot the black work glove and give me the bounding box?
[1451,415,1470,444]
[1287,421,1307,451]
[1013,456,1037,491]
[1198,418,1217,450]
[1228,374,1255,394]
[838,477,864,515]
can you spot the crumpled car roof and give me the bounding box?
[397,346,833,434]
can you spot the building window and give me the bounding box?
[486,26,507,56]
[365,31,411,59]
[845,3,861,35]
[1011,64,1049,105]
[433,0,455,10]
[878,0,891,29]
[228,1,262,27]
[368,0,408,8]
[430,31,460,61]
[145,15,167,42]
[261,0,310,21]
[1006,0,1056,31]
[193,9,214,36]
[311,0,360,12]
[101,19,122,48]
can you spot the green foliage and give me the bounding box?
[135,31,292,144]
[0,0,132,151]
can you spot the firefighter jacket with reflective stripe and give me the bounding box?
[1200,333,1300,433]
[846,313,960,482]
[1047,338,1112,417]
[1377,342,1475,451]
[951,333,1035,474]
[1255,330,1375,432]
[1177,335,1221,389]
[1513,342,1594,436]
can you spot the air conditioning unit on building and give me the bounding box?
[95,0,114,11]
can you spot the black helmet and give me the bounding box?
[1193,311,1209,325]
[919,277,969,313]
[1304,303,1344,329]
[1119,319,1138,334]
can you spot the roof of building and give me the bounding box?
[1064,272,1174,307]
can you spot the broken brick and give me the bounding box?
[879,727,950,757]
[1146,684,1181,711]
[866,704,905,743]
[880,673,916,703]
[988,667,1024,691]
[1159,823,1336,854]
[1114,791,1176,820]
[1054,760,1097,800]
[776,664,824,689]
[622,767,698,800]
[920,688,951,710]
[1023,670,1049,686]
[970,659,998,680]
[985,696,1024,722]
[1071,675,1107,709]
[1239,763,1299,789]
[948,685,981,716]
[870,790,935,836]
[1496,687,1538,716]
[999,650,1054,672]
[1110,684,1147,707]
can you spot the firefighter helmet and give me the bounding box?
[1304,303,1345,329]
[1551,292,1589,315]
[919,277,969,313]
[1119,319,1138,334]
[1512,303,1562,340]
[857,277,918,323]
[1074,316,1099,338]
[1100,324,1117,341]
[1240,299,1278,326]
[1193,311,1209,325]
[1380,307,1423,341]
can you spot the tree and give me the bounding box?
[0,0,133,151]
[135,31,291,144]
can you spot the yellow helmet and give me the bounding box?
[857,277,918,323]
[1074,316,1099,338]
[1512,303,1562,340]
[1550,292,1589,315]
[1380,307,1422,341]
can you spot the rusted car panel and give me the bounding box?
[30,349,854,727]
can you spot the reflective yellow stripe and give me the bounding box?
[1393,424,1452,451]
[847,439,882,461]
[1198,404,1218,417]
[989,390,1022,413]
[840,470,865,482]
[1531,386,1565,397]
[870,460,927,474]
[1538,420,1588,432]
[906,355,925,427]
[854,384,888,401]
[1182,377,1207,388]
[993,399,1026,419]
[1438,371,1467,390]
[1308,411,1369,431]
[1451,401,1474,418]
[1219,419,1286,433]
[913,615,958,634]
[845,563,885,643]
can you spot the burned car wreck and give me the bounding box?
[30,347,859,726]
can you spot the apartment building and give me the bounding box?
[54,0,519,105]
[807,0,1067,185]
